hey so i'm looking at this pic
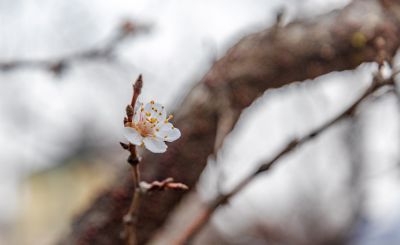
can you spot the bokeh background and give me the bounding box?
[1,0,400,244]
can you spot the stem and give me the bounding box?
[123,75,143,245]
[175,74,394,244]
[124,162,141,245]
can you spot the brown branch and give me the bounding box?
[175,73,396,244]
[0,21,150,75]
[123,164,141,245]
[61,1,400,244]
[121,75,144,245]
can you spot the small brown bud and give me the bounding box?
[126,104,134,118]
[121,21,135,33]
[120,142,129,150]
[133,74,143,95]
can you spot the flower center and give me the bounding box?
[134,121,152,137]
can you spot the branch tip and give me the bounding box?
[134,74,143,93]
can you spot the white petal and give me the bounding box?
[144,102,166,121]
[143,137,167,153]
[134,101,143,112]
[165,127,181,142]
[132,101,144,123]
[155,123,181,142]
[153,103,167,121]
[134,107,145,124]
[124,127,143,145]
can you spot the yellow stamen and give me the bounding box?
[145,112,151,117]
[150,100,155,104]
[164,114,173,123]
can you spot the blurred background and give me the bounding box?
[2,0,400,244]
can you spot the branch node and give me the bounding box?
[127,155,140,166]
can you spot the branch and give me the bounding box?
[0,21,150,75]
[175,72,396,244]
[123,164,141,245]
[121,75,143,245]
[62,1,400,244]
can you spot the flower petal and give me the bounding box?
[165,128,181,142]
[143,137,167,153]
[124,127,143,145]
[134,104,144,123]
[134,101,143,112]
[155,123,181,142]
[144,102,166,121]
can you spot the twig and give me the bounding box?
[121,75,188,245]
[140,178,189,193]
[123,164,141,245]
[122,75,143,245]
[175,72,396,244]
[0,21,150,75]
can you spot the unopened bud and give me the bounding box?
[126,104,134,118]
[133,74,143,95]
[120,142,129,150]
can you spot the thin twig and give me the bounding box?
[123,163,141,245]
[0,21,149,75]
[175,73,395,244]
[122,75,143,245]
[140,177,189,192]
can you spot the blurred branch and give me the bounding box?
[174,72,396,244]
[0,21,150,75]
[62,1,400,244]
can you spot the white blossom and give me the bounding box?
[124,100,181,153]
